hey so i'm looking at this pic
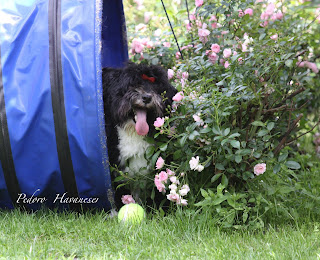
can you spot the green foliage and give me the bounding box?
[123,0,320,229]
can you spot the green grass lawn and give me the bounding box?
[0,209,319,259]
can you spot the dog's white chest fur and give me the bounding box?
[117,120,150,176]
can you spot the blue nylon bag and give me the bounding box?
[0,0,128,210]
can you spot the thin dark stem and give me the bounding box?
[286,118,320,146]
[160,0,184,60]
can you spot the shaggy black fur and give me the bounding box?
[102,62,177,208]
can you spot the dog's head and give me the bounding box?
[104,63,177,136]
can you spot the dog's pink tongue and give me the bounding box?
[135,109,149,136]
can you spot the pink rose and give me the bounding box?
[182,72,189,79]
[265,3,275,15]
[224,61,230,69]
[306,61,319,73]
[140,38,149,46]
[209,15,217,21]
[297,61,306,68]
[254,163,266,175]
[211,43,221,53]
[190,13,196,21]
[179,199,188,206]
[193,114,201,122]
[169,184,177,191]
[131,38,144,54]
[270,34,278,40]
[198,28,210,37]
[198,23,210,38]
[167,193,180,203]
[260,20,269,27]
[159,171,168,182]
[238,10,244,17]
[154,176,166,192]
[146,41,153,49]
[168,69,174,80]
[297,61,319,73]
[156,157,165,169]
[275,12,283,20]
[206,50,218,64]
[170,176,178,184]
[244,8,253,16]
[260,12,269,20]
[195,0,203,7]
[121,195,135,205]
[166,168,175,176]
[172,91,184,102]
[223,48,232,58]
[154,117,165,128]
[163,42,171,48]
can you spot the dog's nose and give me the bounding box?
[142,94,152,104]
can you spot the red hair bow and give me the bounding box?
[141,74,155,83]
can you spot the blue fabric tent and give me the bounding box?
[0,0,128,210]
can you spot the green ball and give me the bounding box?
[118,203,145,224]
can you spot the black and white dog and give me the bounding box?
[102,62,177,208]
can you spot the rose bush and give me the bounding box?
[121,0,320,228]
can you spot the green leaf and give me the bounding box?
[230,140,240,149]
[200,127,211,134]
[273,163,281,173]
[223,128,230,136]
[286,161,301,170]
[252,121,265,127]
[151,57,159,65]
[259,33,266,40]
[285,59,293,68]
[211,173,222,183]
[253,151,261,158]
[278,152,288,162]
[159,143,168,151]
[146,146,155,159]
[235,155,242,163]
[217,183,225,196]
[212,127,221,135]
[188,130,200,140]
[257,129,269,137]
[215,163,225,170]
[236,149,252,156]
[179,135,188,147]
[173,150,182,160]
[267,122,275,131]
[221,138,229,146]
[243,211,248,223]
[221,174,228,187]
[229,133,241,138]
[151,151,161,167]
[200,189,209,198]
[212,196,228,206]
[278,186,294,194]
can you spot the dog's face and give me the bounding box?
[106,63,177,136]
